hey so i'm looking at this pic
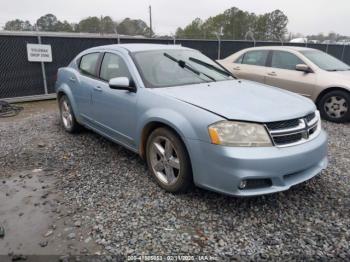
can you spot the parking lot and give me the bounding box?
[0,100,349,260]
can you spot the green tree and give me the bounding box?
[176,7,289,41]
[78,16,118,34]
[267,10,288,40]
[101,16,116,34]
[117,18,151,36]
[221,8,256,39]
[176,18,204,38]
[78,16,101,33]
[4,19,32,31]
[54,20,73,32]
[4,15,152,36]
[253,14,269,40]
[202,14,226,39]
[175,27,184,37]
[36,14,58,31]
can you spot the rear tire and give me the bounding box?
[146,127,193,193]
[318,90,350,123]
[59,95,82,133]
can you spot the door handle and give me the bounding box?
[268,72,277,76]
[233,66,241,70]
[93,86,103,92]
[69,77,76,82]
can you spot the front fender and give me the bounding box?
[135,107,198,147]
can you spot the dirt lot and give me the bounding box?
[0,100,349,261]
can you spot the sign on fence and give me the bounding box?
[26,44,52,62]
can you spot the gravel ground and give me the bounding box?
[0,105,349,260]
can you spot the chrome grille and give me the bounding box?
[266,119,299,130]
[305,112,316,122]
[266,111,321,147]
[273,133,303,145]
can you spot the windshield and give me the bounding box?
[132,49,233,88]
[301,50,350,71]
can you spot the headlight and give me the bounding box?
[208,121,272,147]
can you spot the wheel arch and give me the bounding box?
[139,120,189,160]
[315,87,350,107]
[57,90,66,101]
[56,85,80,121]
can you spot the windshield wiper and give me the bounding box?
[188,57,233,78]
[163,53,216,82]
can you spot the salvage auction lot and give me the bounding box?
[0,100,349,260]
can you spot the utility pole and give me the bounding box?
[149,5,153,38]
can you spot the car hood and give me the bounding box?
[153,80,316,123]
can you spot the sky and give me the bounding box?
[1,0,350,36]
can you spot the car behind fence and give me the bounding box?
[1,31,350,101]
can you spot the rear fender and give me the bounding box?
[56,83,81,122]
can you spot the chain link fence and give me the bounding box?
[1,32,349,101]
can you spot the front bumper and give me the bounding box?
[186,130,328,197]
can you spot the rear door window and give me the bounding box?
[79,53,100,77]
[242,51,269,66]
[271,51,304,70]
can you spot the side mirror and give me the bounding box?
[296,64,312,73]
[109,77,135,92]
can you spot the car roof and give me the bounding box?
[239,46,317,52]
[87,43,191,53]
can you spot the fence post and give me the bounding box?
[278,36,284,46]
[216,34,221,59]
[245,31,256,47]
[36,28,48,95]
[341,43,346,61]
[114,29,120,44]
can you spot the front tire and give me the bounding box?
[146,127,193,193]
[59,95,81,133]
[318,90,350,123]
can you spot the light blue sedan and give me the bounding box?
[55,44,328,196]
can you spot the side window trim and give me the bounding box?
[97,52,107,82]
[266,50,273,67]
[98,52,136,88]
[242,51,251,65]
[241,53,246,64]
[78,52,103,79]
[235,53,245,64]
[270,50,305,71]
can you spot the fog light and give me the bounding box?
[239,180,247,189]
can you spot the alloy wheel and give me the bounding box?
[61,98,73,129]
[149,136,181,185]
